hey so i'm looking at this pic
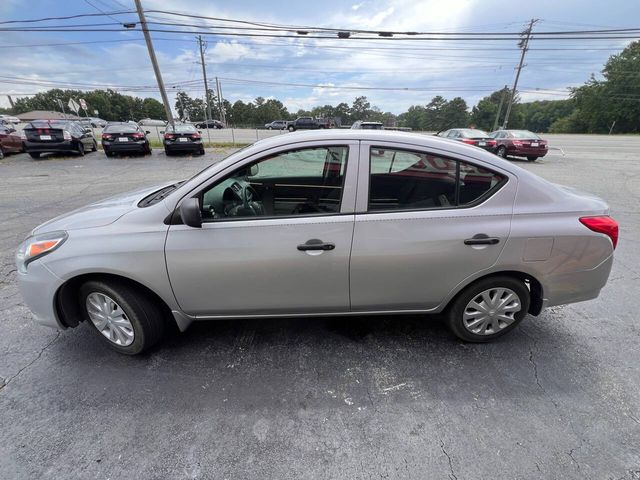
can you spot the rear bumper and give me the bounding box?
[24,140,77,153]
[543,254,613,308]
[17,260,65,330]
[103,141,147,152]
[509,146,548,157]
[164,141,202,152]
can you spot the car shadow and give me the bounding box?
[47,311,602,413]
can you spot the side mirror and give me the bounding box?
[179,197,202,228]
[160,130,165,134]
[84,128,92,133]
[145,130,151,134]
[198,130,202,134]
[250,164,259,177]
[8,128,16,133]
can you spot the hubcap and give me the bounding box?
[462,287,521,336]
[86,292,134,346]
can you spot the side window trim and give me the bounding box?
[356,141,508,214]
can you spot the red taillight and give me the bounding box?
[461,139,476,145]
[101,133,112,140]
[512,140,523,146]
[164,133,174,139]
[132,132,145,139]
[191,133,201,139]
[579,216,619,249]
[487,140,496,146]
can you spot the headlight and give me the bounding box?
[16,231,68,273]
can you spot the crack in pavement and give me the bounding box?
[440,440,457,480]
[1,332,60,392]
[567,447,582,472]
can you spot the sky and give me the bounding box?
[1,0,639,115]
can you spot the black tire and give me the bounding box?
[527,156,538,162]
[29,152,40,159]
[164,148,172,156]
[496,146,507,158]
[267,126,273,130]
[287,126,295,132]
[0,147,4,160]
[91,140,98,152]
[144,144,152,155]
[198,147,205,155]
[77,142,85,156]
[446,275,530,343]
[79,280,166,355]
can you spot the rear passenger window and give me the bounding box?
[368,147,505,212]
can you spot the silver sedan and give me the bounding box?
[16,130,618,354]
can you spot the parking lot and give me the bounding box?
[0,134,639,479]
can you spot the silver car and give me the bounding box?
[16,130,618,354]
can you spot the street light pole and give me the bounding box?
[502,18,537,129]
[134,0,174,125]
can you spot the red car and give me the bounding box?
[489,129,548,162]
[0,124,23,159]
[439,128,496,152]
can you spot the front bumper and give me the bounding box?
[16,259,65,330]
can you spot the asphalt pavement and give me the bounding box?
[0,134,639,479]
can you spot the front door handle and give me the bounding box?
[297,239,335,251]
[464,234,500,246]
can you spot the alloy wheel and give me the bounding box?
[462,287,521,335]
[86,292,135,346]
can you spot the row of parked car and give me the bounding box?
[0,119,207,159]
[437,128,548,162]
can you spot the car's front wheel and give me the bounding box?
[80,280,166,355]
[446,276,530,342]
[287,126,295,132]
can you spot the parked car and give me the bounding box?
[0,124,23,158]
[138,118,167,127]
[265,120,289,130]
[351,121,384,130]
[439,128,496,152]
[489,129,548,161]
[195,119,224,129]
[22,120,97,159]
[78,117,107,129]
[16,130,617,354]
[101,122,151,157]
[0,114,20,125]
[287,116,330,132]
[163,124,205,156]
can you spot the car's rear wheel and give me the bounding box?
[446,276,530,342]
[527,156,538,162]
[28,152,40,159]
[79,280,166,355]
[198,147,205,155]
[287,126,295,132]
[91,140,98,152]
[496,146,507,158]
[267,126,273,130]
[0,147,4,159]
[77,142,85,156]
[144,144,152,155]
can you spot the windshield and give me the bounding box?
[461,129,489,138]
[167,125,197,133]
[26,120,69,129]
[104,124,139,133]
[510,130,539,139]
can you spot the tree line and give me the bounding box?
[3,41,638,133]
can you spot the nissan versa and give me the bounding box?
[16,130,618,354]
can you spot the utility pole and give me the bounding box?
[7,95,14,109]
[493,85,508,131]
[134,0,174,125]
[197,35,214,125]
[215,77,226,124]
[502,18,537,129]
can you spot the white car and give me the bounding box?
[0,114,20,125]
[138,118,168,127]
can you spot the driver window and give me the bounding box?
[200,146,349,220]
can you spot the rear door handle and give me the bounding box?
[297,239,335,251]
[464,234,500,246]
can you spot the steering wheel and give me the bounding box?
[225,181,263,216]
